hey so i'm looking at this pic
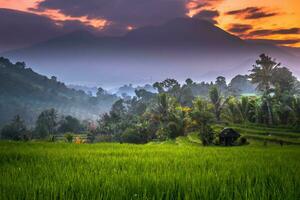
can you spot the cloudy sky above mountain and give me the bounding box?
[0,0,299,52]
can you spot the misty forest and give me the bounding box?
[1,4,300,199]
[1,54,300,144]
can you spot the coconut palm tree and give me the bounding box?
[249,54,280,125]
[209,86,222,121]
[190,98,215,145]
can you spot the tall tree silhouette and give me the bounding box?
[249,54,279,125]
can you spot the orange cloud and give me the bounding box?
[0,0,108,29]
[1,0,300,47]
[36,9,108,29]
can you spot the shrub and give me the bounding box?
[49,135,55,142]
[1,115,27,140]
[213,137,220,145]
[156,128,168,141]
[64,133,73,143]
[87,132,95,143]
[121,128,145,144]
[167,122,181,139]
[199,126,215,146]
[239,137,248,145]
[95,135,113,142]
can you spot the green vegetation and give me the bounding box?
[0,141,299,200]
[93,54,300,145]
[0,54,300,199]
[1,54,300,146]
[212,124,300,145]
[0,57,118,127]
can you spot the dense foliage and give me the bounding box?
[0,57,118,127]
[94,54,300,144]
[1,54,300,144]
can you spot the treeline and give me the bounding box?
[0,108,92,141]
[1,54,300,144]
[95,54,300,144]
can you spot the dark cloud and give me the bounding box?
[226,7,259,15]
[249,28,300,36]
[248,38,300,45]
[193,9,219,24]
[0,8,97,52]
[0,8,60,52]
[227,24,253,33]
[273,28,300,34]
[36,0,188,27]
[246,11,277,19]
[226,7,278,19]
[0,1,225,52]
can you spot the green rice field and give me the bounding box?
[0,139,299,200]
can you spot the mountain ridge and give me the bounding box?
[2,17,299,86]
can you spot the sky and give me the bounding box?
[0,0,299,52]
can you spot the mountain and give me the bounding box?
[2,17,299,87]
[280,46,300,58]
[0,57,117,127]
[125,18,244,47]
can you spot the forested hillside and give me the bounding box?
[0,57,118,127]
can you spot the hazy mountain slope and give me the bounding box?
[2,18,299,87]
[0,57,117,127]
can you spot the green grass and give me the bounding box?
[0,140,299,200]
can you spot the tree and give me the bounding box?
[249,54,279,93]
[148,93,176,139]
[121,122,149,144]
[153,82,164,93]
[185,78,194,86]
[58,116,82,133]
[1,115,27,140]
[97,99,133,137]
[51,76,57,82]
[180,82,194,106]
[223,97,240,123]
[96,87,105,97]
[209,86,226,122]
[190,98,215,145]
[228,75,256,96]
[166,106,190,138]
[272,67,297,96]
[153,79,182,101]
[292,97,300,127]
[236,96,256,123]
[215,76,227,92]
[110,99,126,117]
[249,54,280,125]
[35,108,58,138]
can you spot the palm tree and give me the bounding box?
[190,98,215,145]
[149,93,175,129]
[293,97,300,127]
[249,54,280,125]
[209,86,228,122]
[235,96,257,123]
[223,97,240,123]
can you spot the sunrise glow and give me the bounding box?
[0,0,299,46]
